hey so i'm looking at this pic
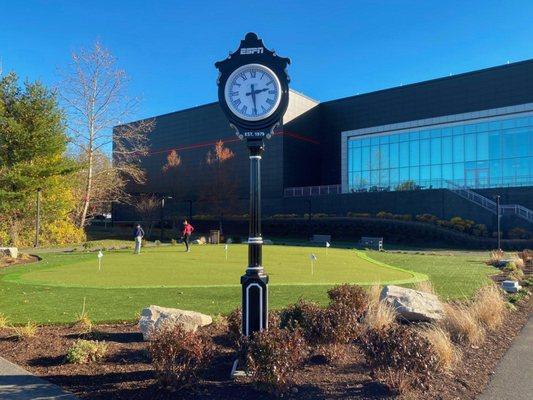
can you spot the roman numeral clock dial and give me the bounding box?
[224,63,281,121]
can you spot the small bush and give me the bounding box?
[363,300,397,332]
[442,303,485,346]
[170,239,177,246]
[0,313,8,329]
[470,285,505,331]
[486,249,505,266]
[517,249,532,267]
[247,327,306,396]
[73,312,93,333]
[154,240,161,246]
[420,326,459,371]
[149,324,213,391]
[416,213,439,224]
[508,268,525,281]
[66,339,107,364]
[368,285,382,305]
[503,262,517,272]
[12,321,38,340]
[508,289,530,304]
[376,211,394,219]
[226,307,243,347]
[359,325,439,393]
[327,284,369,318]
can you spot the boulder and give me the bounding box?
[0,247,18,259]
[380,285,444,322]
[139,305,212,340]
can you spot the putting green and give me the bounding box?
[3,245,426,289]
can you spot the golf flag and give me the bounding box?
[325,241,330,255]
[309,254,317,275]
[97,250,103,271]
[224,244,228,260]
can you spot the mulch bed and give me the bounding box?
[0,293,531,400]
[0,255,39,269]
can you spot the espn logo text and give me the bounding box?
[240,47,264,55]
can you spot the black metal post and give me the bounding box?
[495,195,501,250]
[241,139,268,336]
[34,188,41,248]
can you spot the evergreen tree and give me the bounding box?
[0,73,77,245]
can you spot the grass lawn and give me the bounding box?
[0,243,496,325]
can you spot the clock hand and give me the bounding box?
[250,84,257,115]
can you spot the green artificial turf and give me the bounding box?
[0,244,496,325]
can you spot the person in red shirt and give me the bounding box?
[181,220,194,252]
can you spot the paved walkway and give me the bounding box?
[478,315,533,400]
[0,356,77,400]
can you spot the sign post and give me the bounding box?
[216,33,290,337]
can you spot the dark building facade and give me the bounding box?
[114,60,533,227]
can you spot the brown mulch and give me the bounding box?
[0,255,39,269]
[0,297,530,400]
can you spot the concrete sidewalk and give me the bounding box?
[478,315,532,400]
[0,356,77,400]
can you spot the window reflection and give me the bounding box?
[347,114,533,191]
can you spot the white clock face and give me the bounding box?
[224,63,282,121]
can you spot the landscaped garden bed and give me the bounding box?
[0,283,530,399]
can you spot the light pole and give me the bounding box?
[160,196,172,242]
[34,188,42,248]
[186,199,193,222]
[494,195,501,250]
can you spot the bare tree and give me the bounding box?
[201,140,238,232]
[59,41,154,227]
[134,194,159,239]
[162,150,181,173]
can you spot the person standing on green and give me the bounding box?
[133,224,145,254]
[181,220,194,252]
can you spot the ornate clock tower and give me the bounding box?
[215,32,290,336]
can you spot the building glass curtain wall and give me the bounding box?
[347,114,533,192]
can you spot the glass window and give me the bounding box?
[379,144,389,169]
[361,137,371,147]
[453,136,464,162]
[389,134,399,143]
[409,166,419,182]
[488,132,500,160]
[442,164,453,182]
[409,131,419,141]
[441,127,453,137]
[452,125,463,135]
[399,132,410,142]
[431,164,442,183]
[379,135,390,145]
[464,134,476,162]
[399,141,409,167]
[380,169,389,187]
[371,136,380,146]
[390,168,399,186]
[362,146,370,171]
[389,143,399,168]
[370,147,380,170]
[419,130,430,140]
[453,163,464,183]
[431,137,442,164]
[442,136,453,163]
[399,167,409,183]
[409,141,420,166]
[420,166,430,186]
[477,132,489,160]
[464,124,476,134]
[420,139,430,165]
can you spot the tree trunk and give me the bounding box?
[79,150,93,228]
[8,218,19,247]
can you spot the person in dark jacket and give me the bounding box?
[133,224,145,254]
[181,220,194,252]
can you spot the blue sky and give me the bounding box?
[1,0,532,121]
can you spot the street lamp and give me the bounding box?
[494,195,501,250]
[34,188,42,248]
[160,195,173,242]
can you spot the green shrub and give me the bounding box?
[247,326,306,396]
[359,325,439,393]
[508,289,530,304]
[503,262,518,272]
[416,213,439,224]
[508,227,531,240]
[66,340,107,364]
[376,211,394,219]
[507,268,524,281]
[149,324,213,391]
[347,212,371,218]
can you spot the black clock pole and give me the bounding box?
[215,32,290,341]
[241,139,268,336]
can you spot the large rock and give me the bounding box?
[380,285,444,322]
[0,247,18,259]
[139,305,212,340]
